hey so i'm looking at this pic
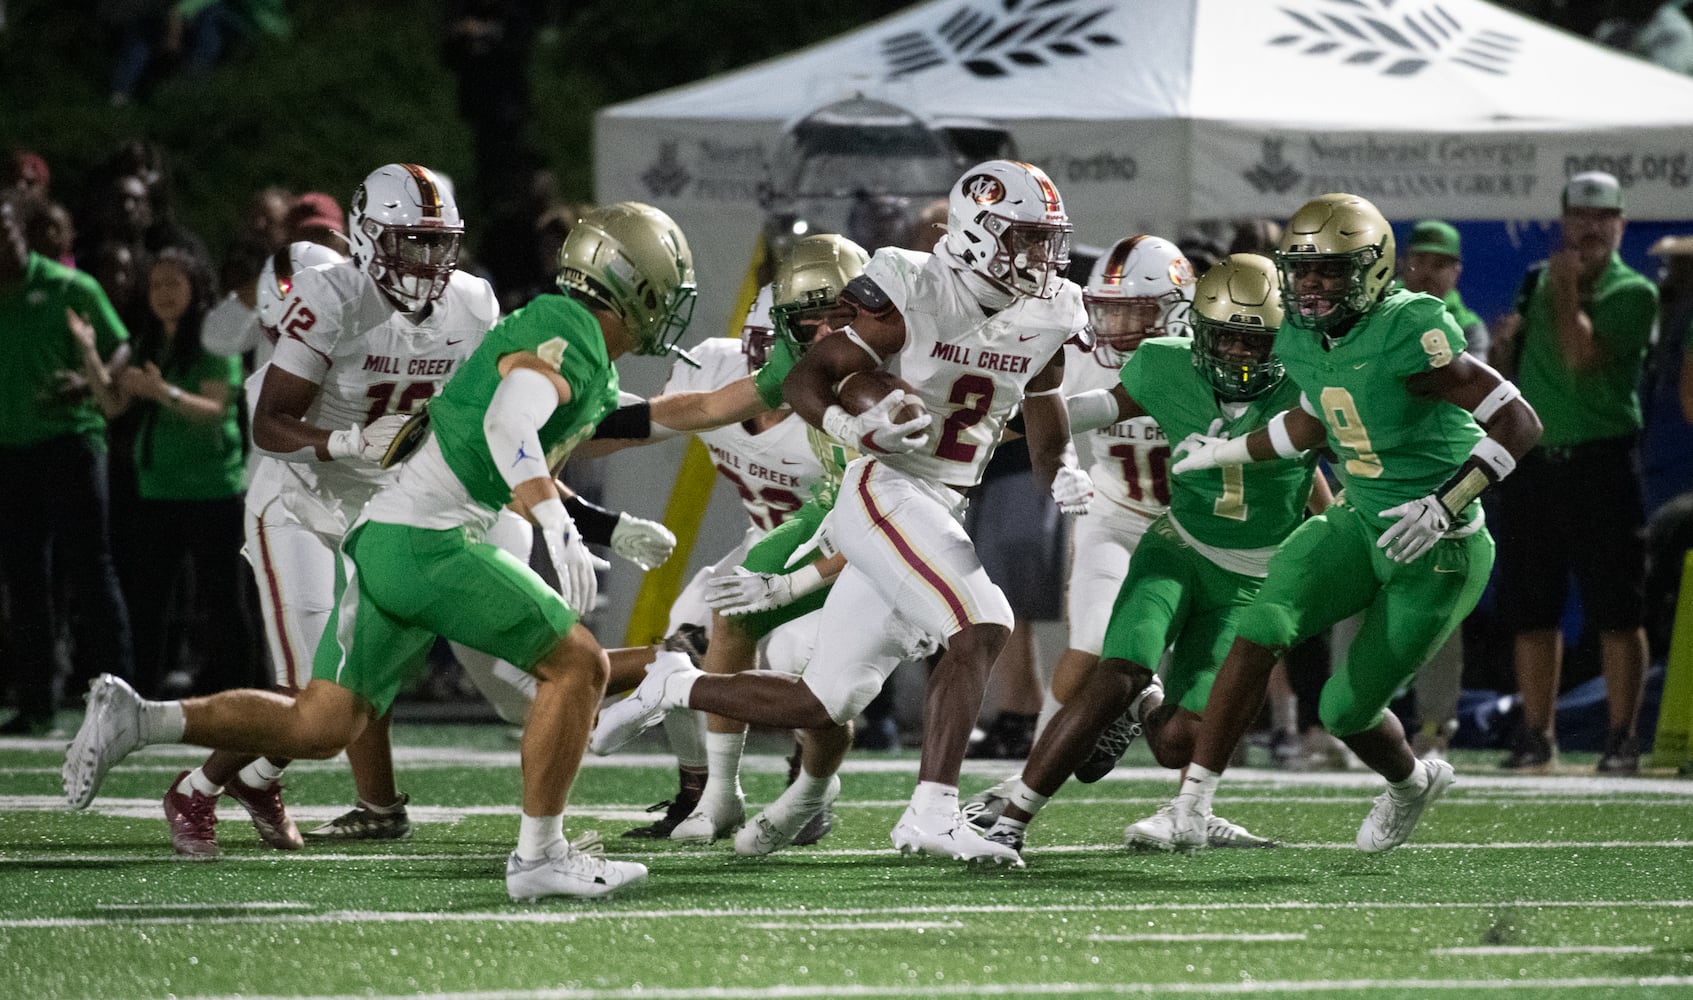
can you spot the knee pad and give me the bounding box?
[1236,601,1299,652]
[804,663,889,726]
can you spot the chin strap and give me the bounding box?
[933,238,1014,311]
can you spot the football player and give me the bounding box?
[593,161,1092,865]
[977,255,1320,854]
[1166,193,1542,853]
[65,201,698,899]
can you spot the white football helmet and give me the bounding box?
[943,159,1072,299]
[257,240,347,338]
[740,284,776,370]
[1084,235,1196,368]
[348,163,463,312]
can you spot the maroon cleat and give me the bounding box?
[163,770,222,860]
[225,776,304,851]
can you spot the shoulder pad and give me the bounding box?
[842,274,894,318]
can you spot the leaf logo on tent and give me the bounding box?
[1269,0,1520,77]
[880,0,1120,80]
[641,143,692,199]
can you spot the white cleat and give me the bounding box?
[670,794,746,844]
[1356,758,1455,854]
[733,775,840,857]
[1167,796,1209,855]
[588,654,700,756]
[62,674,145,810]
[1206,813,1277,849]
[890,806,1024,866]
[1125,804,1180,851]
[505,833,648,901]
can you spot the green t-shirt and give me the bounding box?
[0,253,129,448]
[1275,288,1484,530]
[135,350,245,500]
[432,294,620,511]
[1516,253,1658,448]
[1120,337,1315,550]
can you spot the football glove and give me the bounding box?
[542,520,605,614]
[327,414,411,464]
[610,512,676,571]
[704,564,826,617]
[1050,466,1094,514]
[1376,495,1450,564]
[822,392,932,455]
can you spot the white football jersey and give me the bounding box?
[865,248,1086,488]
[662,337,823,532]
[1060,343,1169,518]
[265,261,498,536]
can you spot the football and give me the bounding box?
[836,369,926,425]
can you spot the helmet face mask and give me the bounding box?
[945,160,1073,300]
[349,164,463,312]
[768,233,868,355]
[1191,253,1286,402]
[1085,235,1195,366]
[557,202,698,358]
[1274,193,1395,337]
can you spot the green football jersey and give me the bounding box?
[1120,337,1315,550]
[1274,288,1484,530]
[432,294,620,510]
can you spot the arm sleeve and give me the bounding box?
[483,367,560,489]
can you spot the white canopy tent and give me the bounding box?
[589,0,1693,641]
[596,0,1693,344]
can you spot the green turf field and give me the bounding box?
[4,724,1692,999]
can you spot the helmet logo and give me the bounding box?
[351,185,367,216]
[1168,258,1195,286]
[963,174,1005,206]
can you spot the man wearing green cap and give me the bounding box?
[1490,170,1658,775]
[1402,220,1488,359]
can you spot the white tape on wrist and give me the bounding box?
[531,496,570,536]
[1471,381,1523,424]
[1267,411,1305,459]
[787,562,827,599]
[822,405,858,444]
[1471,436,1517,479]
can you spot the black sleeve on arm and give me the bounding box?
[591,401,652,440]
[564,494,622,545]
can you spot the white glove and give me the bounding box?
[1376,495,1450,564]
[542,521,604,613]
[1170,417,1230,475]
[1050,466,1094,514]
[326,414,410,463]
[822,392,932,455]
[610,512,676,571]
[704,564,826,616]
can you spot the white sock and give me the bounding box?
[702,730,746,807]
[140,700,186,744]
[912,780,959,816]
[1389,760,1429,797]
[1006,779,1050,819]
[1177,763,1220,812]
[663,709,707,769]
[237,758,285,789]
[789,768,831,804]
[517,813,564,861]
[178,768,222,797]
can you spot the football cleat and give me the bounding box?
[891,805,1024,866]
[63,674,146,810]
[304,794,411,840]
[733,775,840,857]
[981,820,1026,855]
[589,654,700,756]
[506,832,648,901]
[1167,796,1209,855]
[163,771,222,860]
[961,775,1018,831]
[792,801,835,847]
[225,776,304,851]
[670,794,746,844]
[1356,758,1454,854]
[1074,713,1142,784]
[624,769,706,840]
[1206,813,1277,849]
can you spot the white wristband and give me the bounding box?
[1471,381,1523,424]
[821,405,858,444]
[786,562,827,599]
[1471,436,1517,479]
[531,496,570,536]
[1065,388,1121,435]
[1267,411,1305,459]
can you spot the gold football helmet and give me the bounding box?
[770,233,869,351]
[557,202,697,357]
[1274,193,1394,336]
[1191,253,1285,401]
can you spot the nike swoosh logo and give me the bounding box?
[1352,362,1368,370]
[779,458,802,466]
[1018,333,1039,343]
[447,339,463,346]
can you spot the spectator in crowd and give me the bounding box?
[24,200,77,269]
[244,186,293,256]
[113,246,256,698]
[4,148,50,198]
[1639,233,1693,512]
[0,193,134,734]
[1401,220,1489,359]
[1594,0,1693,74]
[1490,171,1659,774]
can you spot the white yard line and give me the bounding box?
[1086,932,1308,943]
[183,975,1693,999]
[3,899,1692,930]
[746,920,964,931]
[94,901,311,911]
[1431,945,1657,956]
